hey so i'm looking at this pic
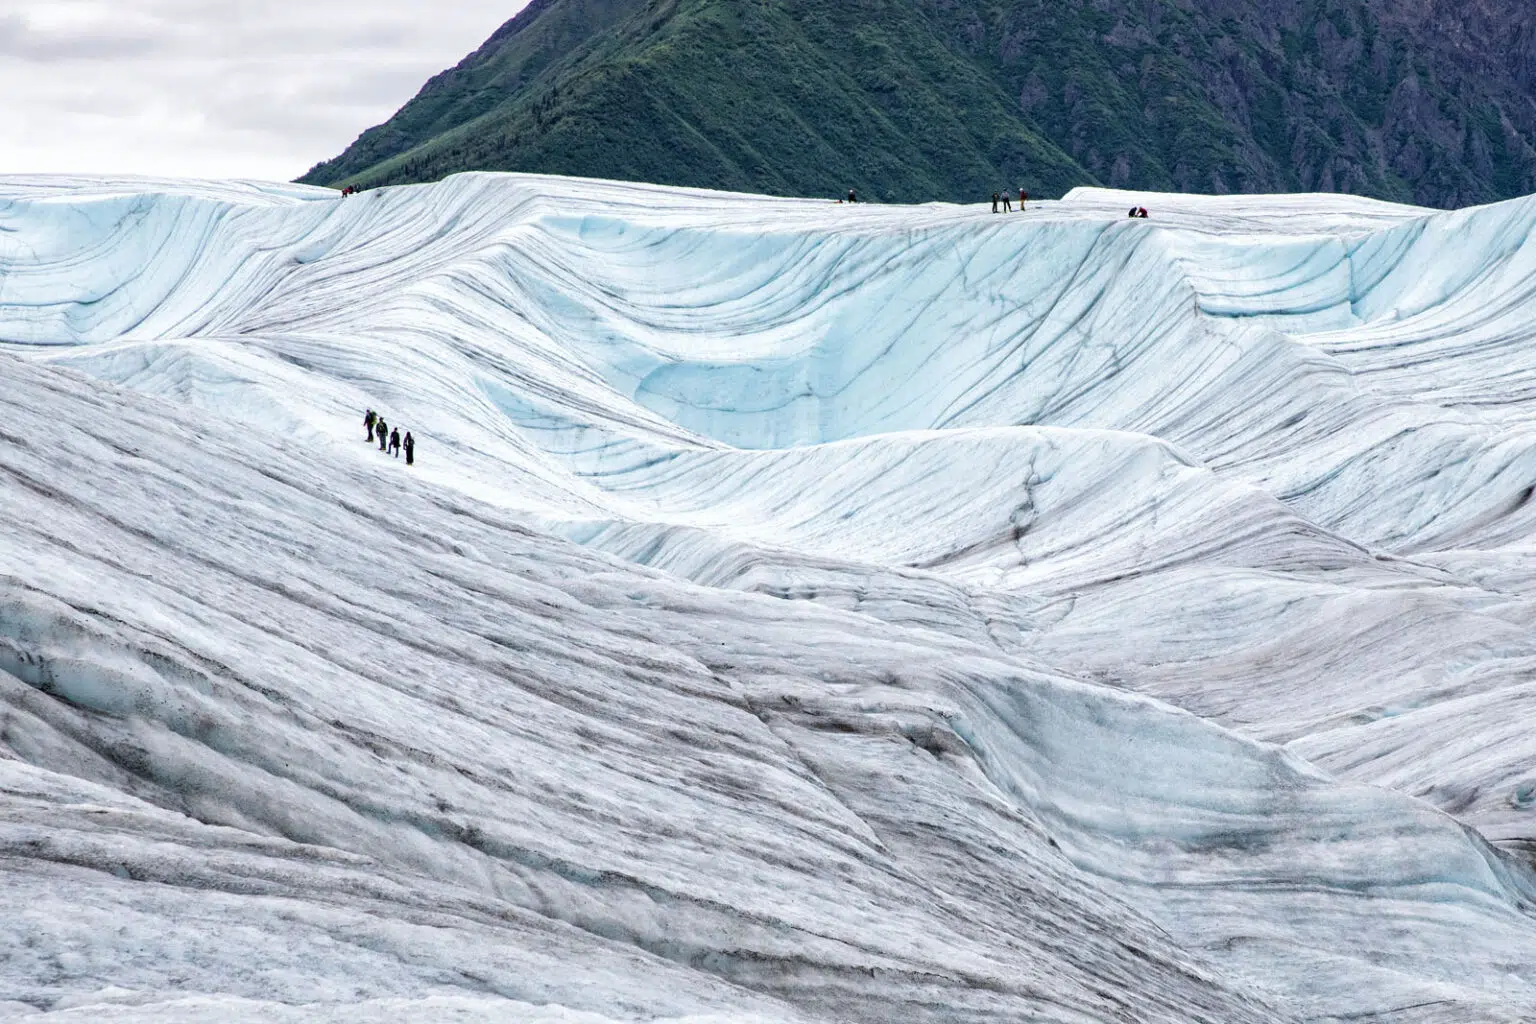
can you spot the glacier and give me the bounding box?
[1,172,1535,1022]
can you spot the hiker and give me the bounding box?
[377,417,388,451]
[364,409,376,442]
[389,428,401,458]
[847,189,858,203]
[1129,206,1140,218]
[1019,188,1027,210]
[1138,206,1149,218]
[404,431,415,466]
[992,192,1000,213]
[1001,190,1012,212]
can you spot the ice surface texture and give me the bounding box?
[0,173,1534,1021]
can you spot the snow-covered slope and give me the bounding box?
[1,173,1535,1021]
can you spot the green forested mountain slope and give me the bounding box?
[299,0,1536,207]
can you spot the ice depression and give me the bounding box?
[0,173,1535,1022]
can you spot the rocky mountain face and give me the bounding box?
[300,0,1536,207]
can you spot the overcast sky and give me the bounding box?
[0,1,524,181]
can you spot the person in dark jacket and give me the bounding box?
[404,431,415,466]
[1019,188,1027,210]
[364,409,376,442]
[847,189,858,203]
[377,418,388,451]
[389,428,401,457]
[992,192,1000,213]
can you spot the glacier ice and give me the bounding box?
[0,173,1535,1021]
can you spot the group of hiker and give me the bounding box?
[364,409,416,465]
[844,187,1035,210]
[838,187,1150,218]
[992,188,1028,213]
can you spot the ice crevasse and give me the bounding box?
[0,172,1535,1021]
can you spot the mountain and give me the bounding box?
[299,0,1536,207]
[4,171,1536,1019]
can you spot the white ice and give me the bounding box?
[1,173,1535,1022]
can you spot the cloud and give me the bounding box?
[0,13,166,60]
[0,0,525,180]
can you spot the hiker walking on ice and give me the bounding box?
[847,189,858,203]
[404,431,415,466]
[991,192,1000,213]
[364,409,376,442]
[376,417,388,451]
[1000,190,1012,212]
[389,428,401,458]
[1019,188,1027,210]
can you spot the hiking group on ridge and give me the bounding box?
[991,188,1027,213]
[841,186,1036,211]
[363,409,416,465]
